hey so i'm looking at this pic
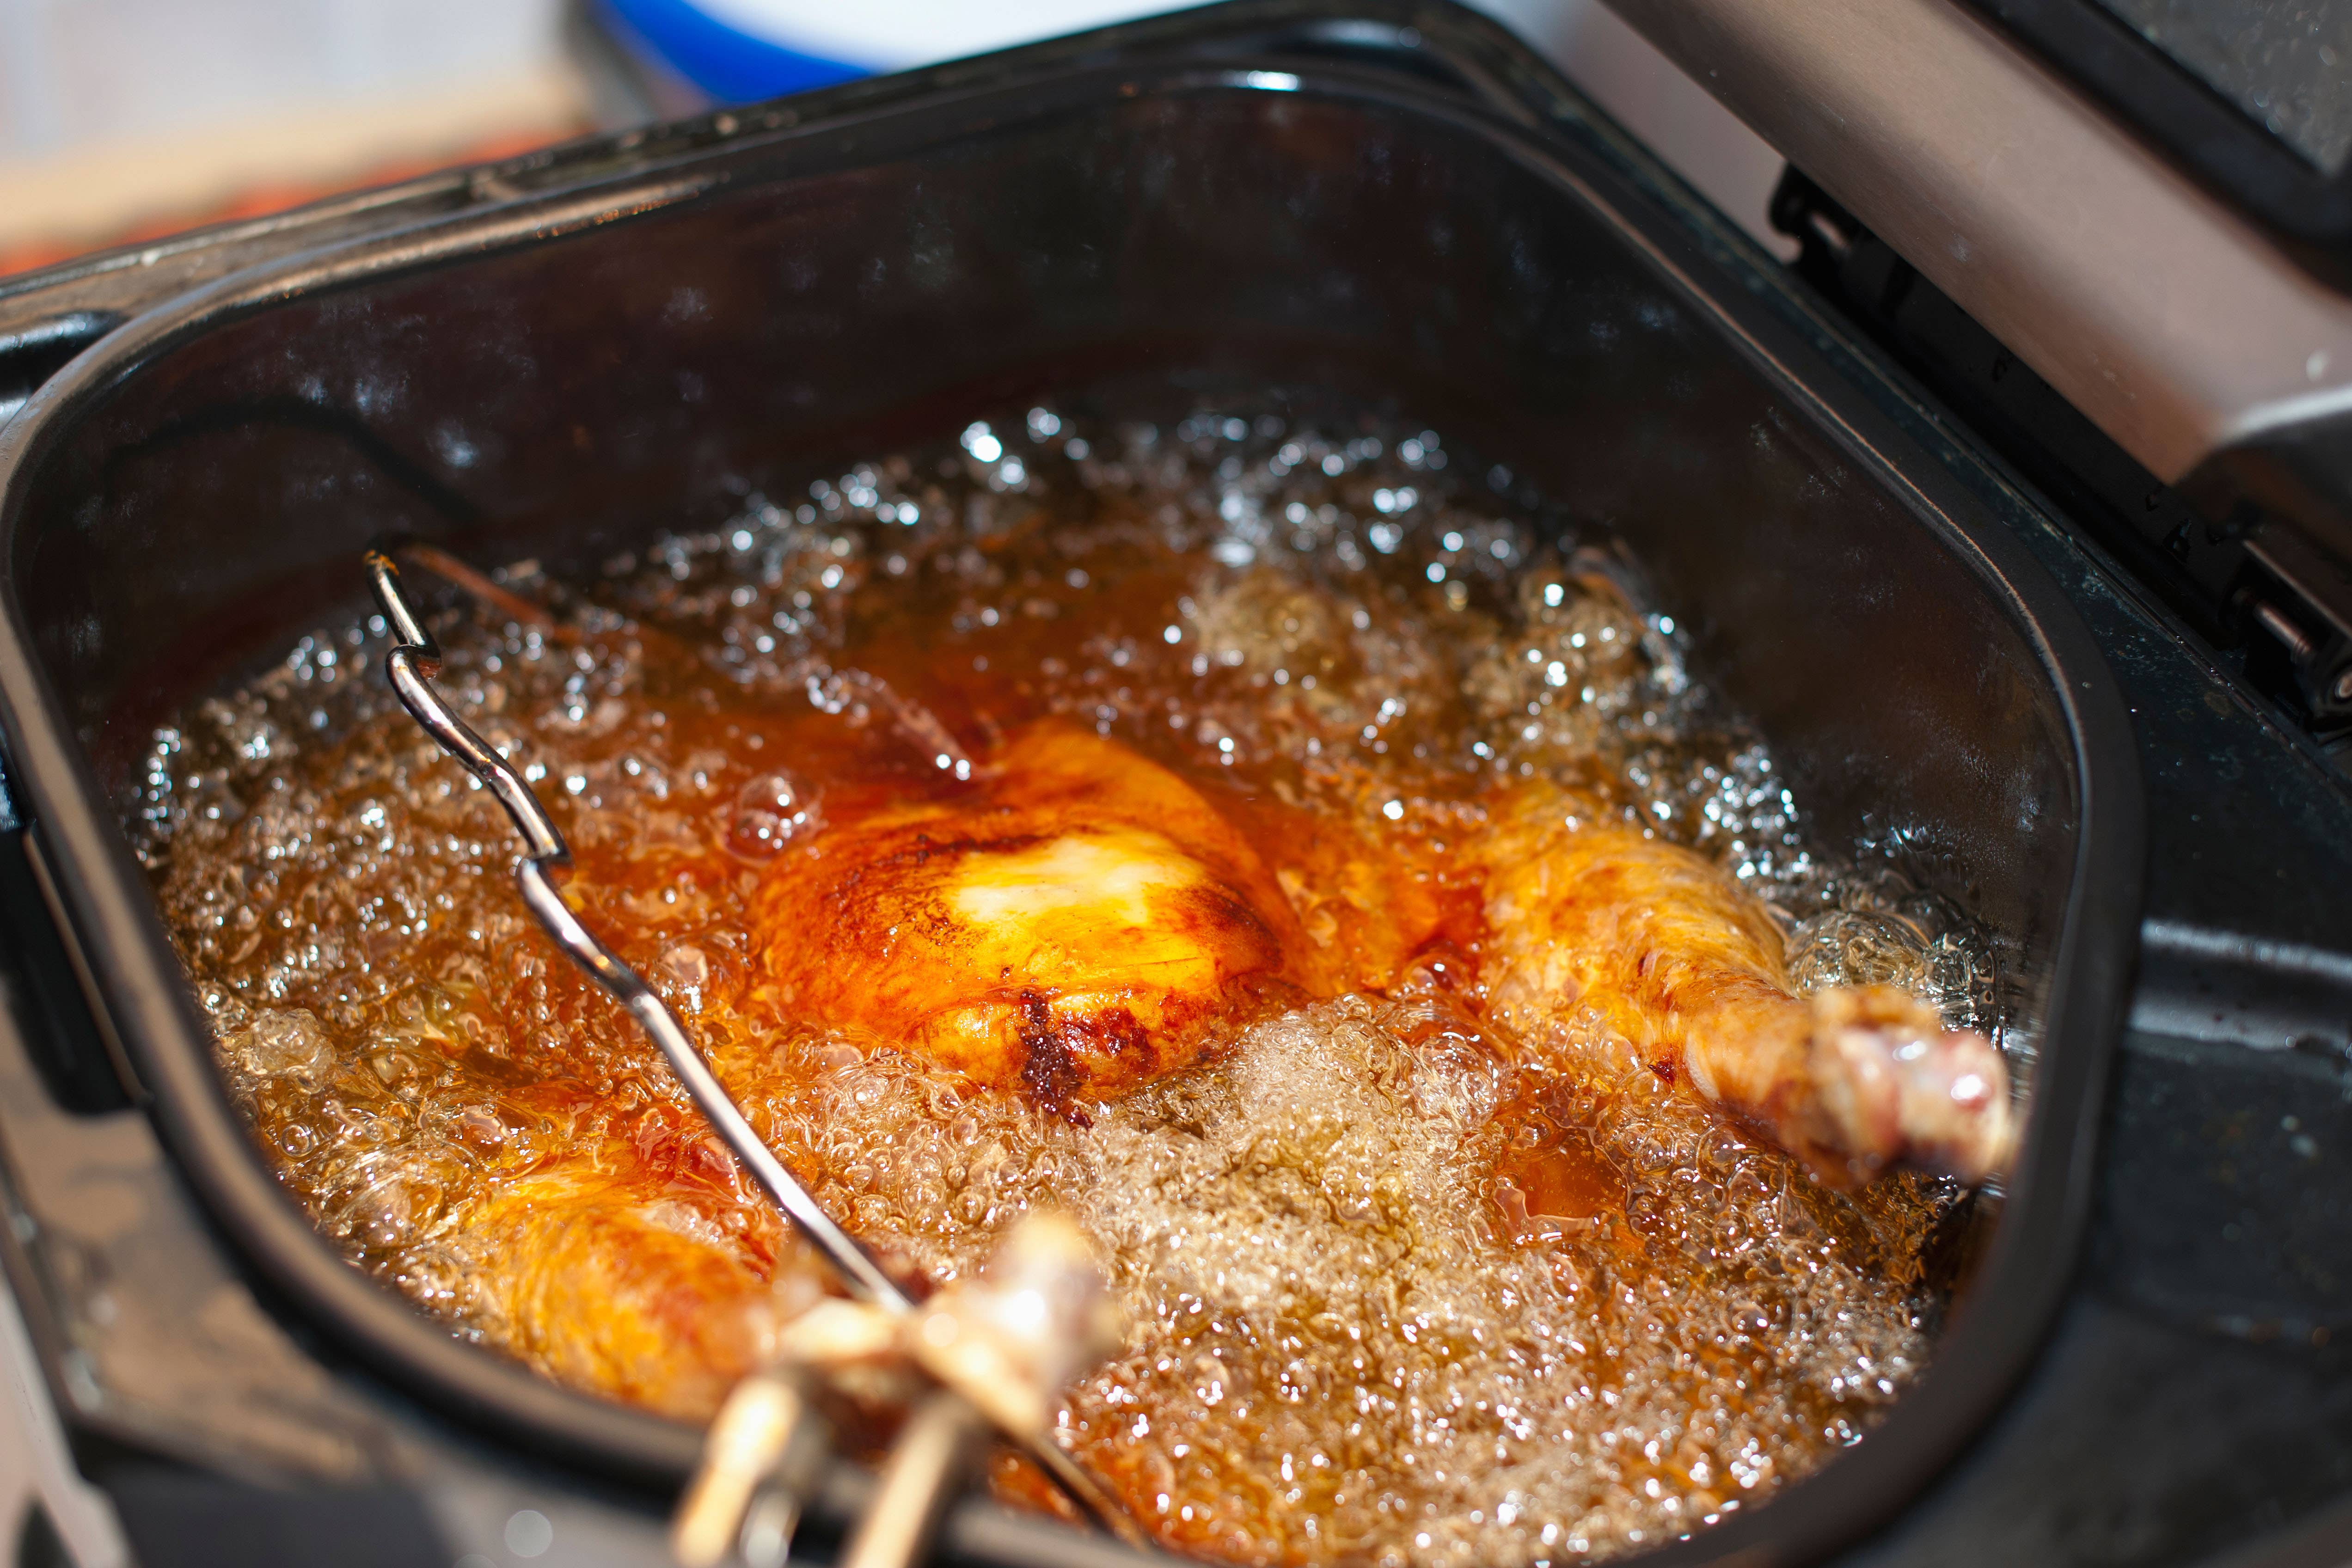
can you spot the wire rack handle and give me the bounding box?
[362,550,910,1311]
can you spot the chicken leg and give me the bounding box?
[1476,789,2015,1185]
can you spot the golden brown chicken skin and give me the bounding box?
[467,1163,778,1419]
[755,725,1338,1106]
[1476,784,2015,1185]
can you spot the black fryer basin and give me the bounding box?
[0,4,2142,1564]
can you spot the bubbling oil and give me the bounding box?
[137,410,1998,1565]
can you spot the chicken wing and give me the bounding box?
[1476,788,2015,1185]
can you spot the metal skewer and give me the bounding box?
[367,549,908,1309]
[362,550,1139,1547]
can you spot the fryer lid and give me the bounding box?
[0,5,2143,1564]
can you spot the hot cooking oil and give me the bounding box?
[135,409,2003,1567]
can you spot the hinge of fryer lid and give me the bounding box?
[1762,152,2352,736]
[1606,0,2352,737]
[2233,515,2352,728]
[1599,0,2352,494]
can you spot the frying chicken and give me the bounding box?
[755,725,1323,1107]
[157,420,2024,1568]
[438,723,1467,1409]
[1476,785,2016,1185]
[756,720,2007,1183]
[466,1160,778,1419]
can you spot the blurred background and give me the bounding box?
[0,0,1791,275]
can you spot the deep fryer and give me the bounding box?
[0,6,2340,1567]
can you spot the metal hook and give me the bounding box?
[365,548,907,1309]
[362,550,1141,1552]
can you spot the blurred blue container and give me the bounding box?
[594,0,1191,101]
